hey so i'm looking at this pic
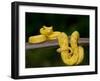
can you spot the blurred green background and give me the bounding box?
[25,12,89,68]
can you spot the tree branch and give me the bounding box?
[26,38,89,50]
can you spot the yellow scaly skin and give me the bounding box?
[57,32,79,65]
[28,35,46,43]
[47,31,61,40]
[28,26,84,65]
[40,26,53,36]
[70,31,84,65]
[76,46,84,64]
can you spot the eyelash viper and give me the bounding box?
[28,26,84,65]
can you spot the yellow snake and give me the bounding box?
[28,26,84,65]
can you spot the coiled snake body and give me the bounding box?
[28,26,84,65]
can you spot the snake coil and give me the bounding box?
[28,26,84,65]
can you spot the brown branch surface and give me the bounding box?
[26,38,89,50]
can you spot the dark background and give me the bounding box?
[25,12,89,68]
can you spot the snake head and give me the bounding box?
[40,26,53,35]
